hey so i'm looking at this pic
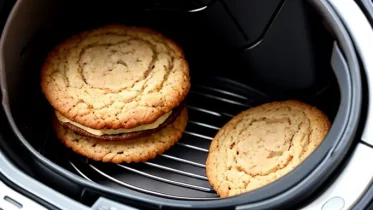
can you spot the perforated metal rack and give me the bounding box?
[41,76,272,200]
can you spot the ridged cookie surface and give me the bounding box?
[54,107,188,163]
[206,100,330,198]
[41,24,190,130]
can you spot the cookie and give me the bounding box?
[206,100,331,198]
[53,107,188,163]
[41,24,190,131]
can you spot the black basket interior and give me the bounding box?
[4,0,342,204]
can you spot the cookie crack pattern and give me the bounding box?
[230,116,297,176]
[206,100,331,198]
[41,25,190,130]
[143,52,157,79]
[75,39,157,90]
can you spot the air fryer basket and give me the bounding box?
[0,0,362,209]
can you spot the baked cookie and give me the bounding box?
[206,100,331,198]
[41,24,190,141]
[53,107,188,163]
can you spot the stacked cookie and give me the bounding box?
[41,25,190,163]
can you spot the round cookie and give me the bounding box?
[206,100,331,198]
[41,24,190,130]
[54,107,188,163]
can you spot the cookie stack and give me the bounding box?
[41,25,190,163]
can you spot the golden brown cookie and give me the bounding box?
[54,107,188,163]
[206,100,331,198]
[41,24,190,130]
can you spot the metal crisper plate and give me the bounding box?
[41,76,271,200]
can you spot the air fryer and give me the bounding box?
[1,0,373,209]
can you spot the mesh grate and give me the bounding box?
[50,77,271,200]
